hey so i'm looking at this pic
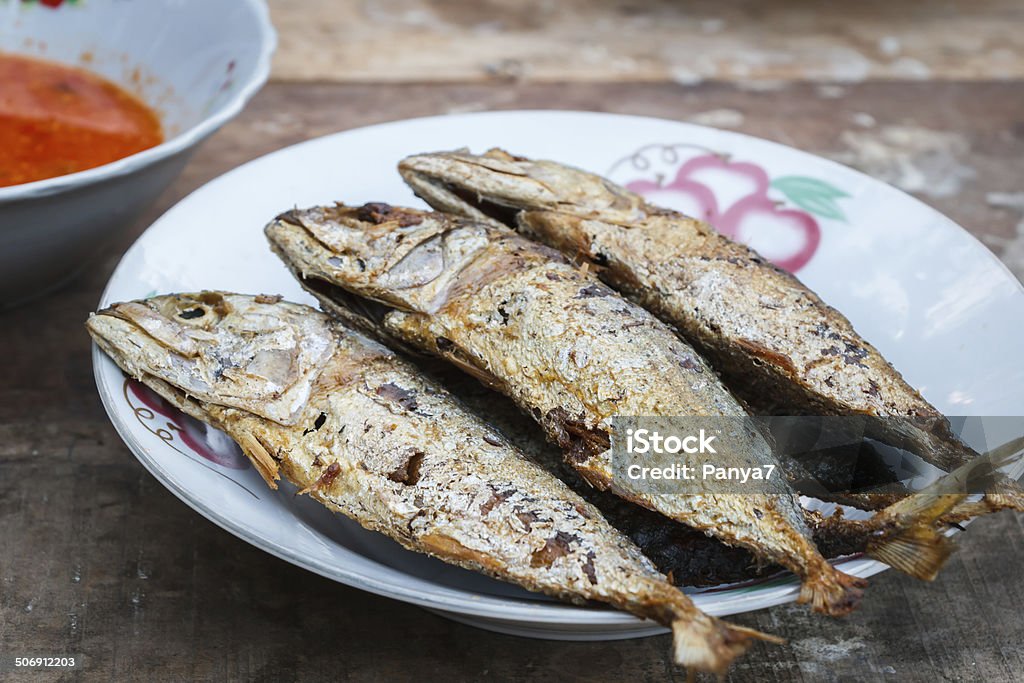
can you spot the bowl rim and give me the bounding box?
[0,0,277,203]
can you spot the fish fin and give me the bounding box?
[947,485,1024,521]
[877,490,964,522]
[439,350,506,391]
[942,500,993,522]
[853,438,1024,579]
[935,436,1024,520]
[671,616,782,675]
[238,431,280,489]
[859,488,962,581]
[797,564,866,616]
[867,525,955,581]
[968,436,1024,513]
[987,489,1024,512]
[974,476,1024,514]
[848,439,1024,581]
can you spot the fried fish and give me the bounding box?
[397,148,1024,514]
[417,354,965,587]
[87,292,777,674]
[263,203,961,615]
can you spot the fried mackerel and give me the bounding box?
[87,292,778,674]
[428,351,964,587]
[397,149,1024,513]
[265,203,963,616]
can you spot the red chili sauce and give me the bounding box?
[0,53,163,187]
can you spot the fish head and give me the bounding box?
[398,148,647,227]
[265,203,536,322]
[86,292,336,425]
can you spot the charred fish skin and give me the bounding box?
[266,205,870,616]
[87,292,777,674]
[398,149,1024,510]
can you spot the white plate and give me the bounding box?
[93,111,1024,639]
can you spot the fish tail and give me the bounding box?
[797,562,866,616]
[867,524,955,581]
[977,478,1024,513]
[856,481,966,581]
[973,434,1024,513]
[866,437,1024,577]
[950,436,1024,515]
[988,489,1024,512]
[671,613,782,675]
[862,490,962,580]
[948,486,1024,520]
[931,436,1024,521]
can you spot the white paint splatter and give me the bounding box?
[816,84,846,99]
[820,47,871,82]
[793,636,866,662]
[878,36,902,57]
[889,57,932,79]
[364,0,444,29]
[836,126,975,198]
[670,66,703,86]
[251,112,303,137]
[483,58,526,80]
[985,192,1024,281]
[851,112,876,128]
[445,101,489,114]
[688,108,745,128]
[736,79,786,92]
[580,43,610,65]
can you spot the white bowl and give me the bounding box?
[0,0,275,305]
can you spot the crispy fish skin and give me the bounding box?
[87,292,777,674]
[398,149,1024,513]
[266,204,872,616]
[436,357,961,585]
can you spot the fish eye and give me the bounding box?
[178,307,206,320]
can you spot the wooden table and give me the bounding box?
[3,2,1024,680]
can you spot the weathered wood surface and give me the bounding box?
[268,0,1024,83]
[2,82,1023,682]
